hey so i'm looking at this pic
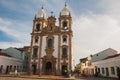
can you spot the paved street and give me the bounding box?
[75,76,118,80]
[0,77,72,80]
[0,75,74,80]
[0,76,118,80]
[0,77,41,80]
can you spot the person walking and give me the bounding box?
[15,69,18,76]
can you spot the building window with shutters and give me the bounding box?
[102,68,104,74]
[98,68,100,73]
[111,67,115,75]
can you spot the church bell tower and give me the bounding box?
[29,3,73,76]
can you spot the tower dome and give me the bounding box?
[60,3,70,16]
[37,7,46,19]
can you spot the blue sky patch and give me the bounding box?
[0,30,18,42]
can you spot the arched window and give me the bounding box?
[63,38,67,42]
[63,21,67,29]
[46,62,52,72]
[62,48,67,57]
[35,36,39,43]
[48,39,52,48]
[63,21,67,27]
[63,35,67,43]
[36,23,40,31]
[35,38,38,43]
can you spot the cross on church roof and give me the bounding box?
[51,11,54,16]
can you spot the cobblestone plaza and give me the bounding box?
[0,75,118,80]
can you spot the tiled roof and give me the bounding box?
[103,54,120,60]
[1,47,23,59]
[0,52,11,57]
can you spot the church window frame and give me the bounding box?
[33,47,38,58]
[46,35,54,49]
[48,39,52,48]
[46,36,54,49]
[35,23,41,31]
[62,45,68,58]
[62,21,68,30]
[62,35,67,43]
[34,36,39,43]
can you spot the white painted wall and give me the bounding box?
[60,34,70,69]
[71,37,74,70]
[41,36,46,57]
[53,35,58,58]
[93,55,120,78]
[0,56,23,74]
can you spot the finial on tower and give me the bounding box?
[51,11,54,16]
[41,5,43,9]
[34,14,36,19]
[65,2,67,7]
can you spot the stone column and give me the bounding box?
[38,36,43,76]
[58,34,61,75]
[29,35,34,75]
[69,33,72,70]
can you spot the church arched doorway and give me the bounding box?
[32,64,37,74]
[45,62,52,74]
[62,65,67,75]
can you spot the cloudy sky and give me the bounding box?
[0,0,120,64]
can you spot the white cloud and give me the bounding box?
[0,0,65,48]
[1,0,120,64]
[0,42,29,49]
[0,17,31,47]
[0,0,36,15]
[73,13,120,63]
[100,0,120,14]
[0,18,12,26]
[71,0,120,64]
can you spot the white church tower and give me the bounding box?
[29,3,73,76]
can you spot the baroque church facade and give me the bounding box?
[29,4,73,75]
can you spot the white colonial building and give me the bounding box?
[29,3,73,76]
[0,52,25,74]
[79,48,120,78]
[93,54,120,78]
